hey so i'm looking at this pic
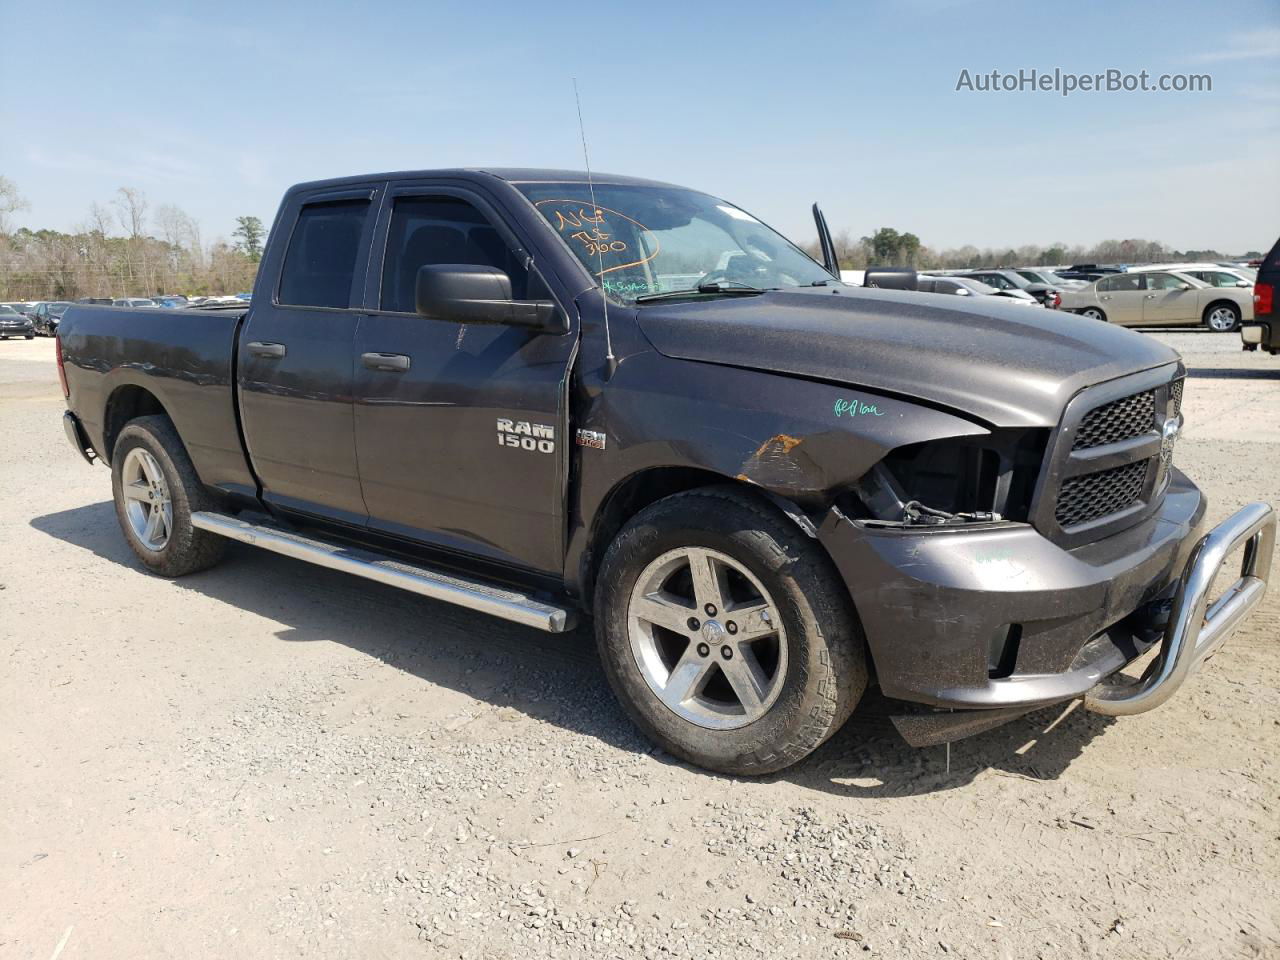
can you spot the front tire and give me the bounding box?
[594,486,866,776]
[111,415,226,577]
[1203,302,1240,332]
[1081,307,1107,322]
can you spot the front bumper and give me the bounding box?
[0,324,32,335]
[817,469,1275,743]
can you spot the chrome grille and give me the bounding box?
[1072,390,1156,450]
[1055,459,1150,528]
[1169,378,1184,418]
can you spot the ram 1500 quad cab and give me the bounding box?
[58,169,1275,775]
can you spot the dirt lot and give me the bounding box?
[2,330,1278,960]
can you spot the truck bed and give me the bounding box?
[59,304,257,497]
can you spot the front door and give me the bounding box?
[1095,273,1145,325]
[1142,271,1198,325]
[238,186,381,525]
[352,186,577,575]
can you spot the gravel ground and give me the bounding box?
[2,329,1278,959]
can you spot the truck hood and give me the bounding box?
[635,287,1179,427]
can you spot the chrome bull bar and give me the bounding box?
[1085,501,1276,716]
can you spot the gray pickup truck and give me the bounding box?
[57,168,1275,775]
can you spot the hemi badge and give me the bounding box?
[576,429,607,450]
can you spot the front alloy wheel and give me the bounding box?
[594,486,867,776]
[628,547,787,730]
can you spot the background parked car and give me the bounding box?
[958,268,1062,307]
[917,275,1043,305]
[31,301,72,336]
[151,295,188,308]
[1060,270,1253,331]
[0,302,36,317]
[1014,267,1087,290]
[0,304,35,339]
[1131,264,1255,289]
[111,298,159,308]
[76,297,114,306]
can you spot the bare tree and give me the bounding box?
[0,175,30,235]
[113,187,148,239]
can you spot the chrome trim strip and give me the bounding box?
[1084,501,1275,716]
[191,512,576,633]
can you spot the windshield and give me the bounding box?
[515,182,831,303]
[958,278,998,295]
[0,305,17,315]
[49,302,70,315]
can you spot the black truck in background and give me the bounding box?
[57,168,1275,775]
[1242,236,1279,355]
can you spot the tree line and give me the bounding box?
[809,226,1262,272]
[0,176,264,301]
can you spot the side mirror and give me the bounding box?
[863,267,918,291]
[415,264,565,332]
[1178,282,1192,291]
[1236,279,1252,287]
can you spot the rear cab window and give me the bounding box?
[278,199,371,308]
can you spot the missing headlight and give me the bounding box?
[844,429,1048,526]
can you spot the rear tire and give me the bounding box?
[111,415,226,577]
[1203,302,1240,332]
[594,486,866,776]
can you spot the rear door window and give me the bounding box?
[278,199,371,308]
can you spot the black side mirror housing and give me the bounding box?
[863,267,918,291]
[415,264,565,332]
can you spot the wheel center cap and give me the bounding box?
[701,620,726,644]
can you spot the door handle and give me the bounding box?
[1100,296,1111,301]
[1144,295,1157,300]
[362,352,411,372]
[247,341,286,359]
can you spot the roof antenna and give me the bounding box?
[573,78,617,379]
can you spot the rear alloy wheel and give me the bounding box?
[111,415,226,577]
[1081,307,1107,322]
[595,486,866,776]
[1204,303,1240,332]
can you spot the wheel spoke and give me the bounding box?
[721,645,770,714]
[143,505,164,543]
[728,600,779,641]
[123,480,151,502]
[687,549,727,612]
[633,593,694,634]
[660,644,715,708]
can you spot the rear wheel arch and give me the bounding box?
[1202,299,1241,332]
[103,385,171,465]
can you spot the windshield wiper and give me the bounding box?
[634,282,769,303]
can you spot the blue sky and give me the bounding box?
[2,0,1277,253]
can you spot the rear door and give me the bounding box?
[1142,272,1198,325]
[351,182,577,575]
[237,184,382,525]
[1096,273,1145,324]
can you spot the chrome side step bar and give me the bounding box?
[190,512,577,633]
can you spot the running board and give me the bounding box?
[190,512,577,633]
